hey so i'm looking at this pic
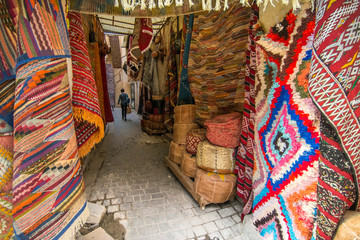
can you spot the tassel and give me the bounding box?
[158,0,165,8]
[214,0,221,10]
[188,0,194,7]
[121,0,136,10]
[223,0,228,10]
[140,0,146,10]
[176,0,183,6]
[164,0,172,6]
[114,0,119,7]
[149,0,157,9]
[202,0,212,11]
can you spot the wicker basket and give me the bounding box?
[169,141,186,165]
[143,120,151,129]
[174,105,196,123]
[334,211,360,240]
[197,140,235,174]
[204,112,242,148]
[194,168,236,203]
[181,152,197,178]
[173,123,199,144]
[186,128,207,155]
[150,121,165,130]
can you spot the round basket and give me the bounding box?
[181,152,197,178]
[151,121,165,130]
[194,168,236,203]
[204,112,242,148]
[149,114,164,122]
[169,141,186,165]
[174,105,196,123]
[186,128,207,155]
[197,140,235,174]
[173,123,199,144]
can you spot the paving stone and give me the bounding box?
[123,196,133,203]
[144,213,166,224]
[140,194,151,201]
[231,223,242,235]
[163,230,187,240]
[129,217,145,227]
[208,231,224,240]
[120,203,132,211]
[192,225,207,237]
[232,213,242,223]
[182,208,195,217]
[103,199,111,206]
[151,193,164,199]
[145,188,160,194]
[220,227,236,239]
[215,217,236,230]
[113,211,126,220]
[204,204,220,213]
[137,224,159,236]
[111,198,122,205]
[204,221,219,233]
[86,202,106,225]
[188,216,203,226]
[89,191,105,202]
[107,205,119,213]
[84,227,114,240]
[200,212,222,223]
[171,219,191,230]
[159,222,172,232]
[218,207,237,218]
[133,195,141,202]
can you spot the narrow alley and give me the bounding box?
[81,109,258,240]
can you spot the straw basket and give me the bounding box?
[194,169,236,203]
[197,140,235,174]
[204,112,242,148]
[149,121,165,130]
[333,211,360,240]
[143,120,151,129]
[174,105,196,123]
[186,128,207,155]
[181,152,197,178]
[173,123,199,144]
[169,141,186,165]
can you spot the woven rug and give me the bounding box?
[252,5,320,239]
[12,1,88,238]
[106,63,115,108]
[188,4,249,124]
[307,1,360,239]
[69,11,104,158]
[139,18,153,53]
[100,52,114,123]
[177,14,195,106]
[109,36,122,68]
[235,4,259,219]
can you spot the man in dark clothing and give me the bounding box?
[118,88,130,120]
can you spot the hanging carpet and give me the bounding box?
[188,4,250,124]
[12,1,88,239]
[307,0,360,239]
[109,36,122,68]
[100,51,114,123]
[252,4,320,239]
[69,11,104,158]
[139,18,153,53]
[106,62,116,108]
[234,4,259,219]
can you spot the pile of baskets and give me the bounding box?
[169,108,242,204]
[141,114,166,131]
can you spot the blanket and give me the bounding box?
[69,11,104,158]
[252,5,320,239]
[308,0,360,239]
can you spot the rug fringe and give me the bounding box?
[73,107,105,158]
[59,202,90,240]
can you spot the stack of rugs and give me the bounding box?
[188,4,250,124]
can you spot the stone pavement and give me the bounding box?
[83,109,260,240]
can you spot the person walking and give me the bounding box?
[118,88,130,121]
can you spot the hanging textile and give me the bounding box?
[139,18,153,53]
[0,1,17,238]
[188,4,249,123]
[307,1,360,239]
[252,4,320,239]
[128,19,141,81]
[235,4,259,219]
[68,11,104,158]
[164,27,179,128]
[12,1,88,239]
[100,51,114,123]
[106,63,116,109]
[89,42,107,122]
[109,36,122,68]
[177,14,194,105]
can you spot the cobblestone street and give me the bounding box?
[83,109,259,240]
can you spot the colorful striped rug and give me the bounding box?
[12,1,88,239]
[308,1,360,239]
[253,4,320,239]
[69,11,104,158]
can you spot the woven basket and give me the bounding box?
[204,112,242,148]
[186,128,207,155]
[169,141,186,165]
[173,123,199,144]
[149,114,164,122]
[150,121,165,130]
[181,152,197,178]
[197,140,235,174]
[334,211,360,240]
[174,105,196,123]
[194,168,236,203]
[143,120,151,129]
